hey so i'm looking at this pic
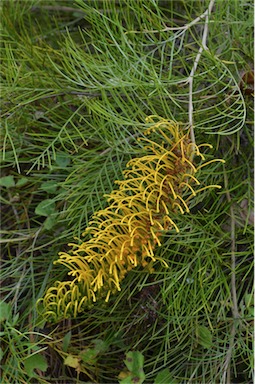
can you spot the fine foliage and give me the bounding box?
[1,1,253,383]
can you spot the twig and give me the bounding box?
[31,6,85,14]
[228,205,239,319]
[128,1,215,149]
[222,323,236,384]
[186,0,215,147]
[224,171,239,320]
[126,3,215,34]
[222,168,240,383]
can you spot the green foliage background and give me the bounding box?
[0,0,253,383]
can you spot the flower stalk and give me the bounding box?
[38,116,224,321]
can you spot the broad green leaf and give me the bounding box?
[80,348,98,364]
[64,354,80,369]
[118,373,133,384]
[0,175,15,188]
[35,199,56,217]
[0,301,12,322]
[62,331,72,353]
[16,177,29,187]
[124,351,144,373]
[23,353,48,378]
[80,339,108,365]
[197,325,213,349]
[30,345,40,353]
[55,153,71,168]
[154,368,178,384]
[92,338,108,353]
[40,181,58,194]
[119,373,145,384]
[43,216,56,230]
[120,351,145,384]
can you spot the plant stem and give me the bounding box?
[222,168,240,383]
[224,171,239,320]
[128,0,215,147]
[186,0,215,147]
[31,6,85,14]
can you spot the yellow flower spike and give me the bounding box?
[197,143,213,150]
[163,215,180,232]
[89,289,97,302]
[155,257,169,268]
[167,181,178,200]
[78,296,88,312]
[126,211,147,232]
[148,209,157,226]
[189,184,222,196]
[182,173,200,185]
[161,200,170,215]
[108,277,121,291]
[191,144,206,160]
[175,195,190,213]
[180,182,197,196]
[182,157,197,172]
[145,189,159,211]
[38,116,224,321]
[118,239,131,260]
[105,290,111,303]
[57,298,64,317]
[172,201,185,215]
[150,228,161,246]
[196,158,226,170]
[108,234,128,247]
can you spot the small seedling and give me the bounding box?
[118,351,145,384]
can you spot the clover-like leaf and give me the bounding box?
[35,199,56,217]
[23,353,48,378]
[0,175,15,188]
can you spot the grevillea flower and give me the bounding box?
[38,116,224,321]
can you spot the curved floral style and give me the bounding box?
[38,116,224,321]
